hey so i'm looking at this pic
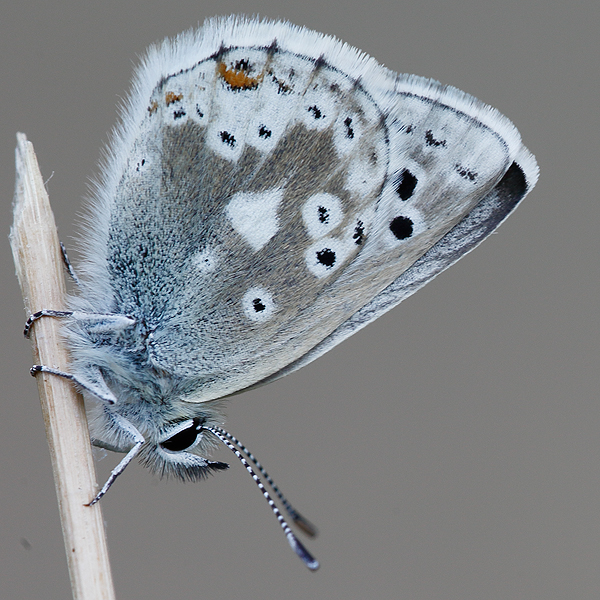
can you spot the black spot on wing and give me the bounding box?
[344,117,354,139]
[258,125,272,138]
[252,298,266,313]
[308,105,323,119]
[353,220,365,245]
[220,131,236,147]
[316,248,336,267]
[424,130,446,147]
[389,216,414,240]
[396,169,417,200]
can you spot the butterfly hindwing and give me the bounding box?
[260,150,536,385]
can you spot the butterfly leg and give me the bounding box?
[86,413,145,505]
[30,364,118,405]
[24,310,73,337]
[22,243,81,337]
[59,241,81,286]
[24,309,135,338]
[26,311,134,401]
[30,362,145,503]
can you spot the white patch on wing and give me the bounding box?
[191,247,217,273]
[242,287,276,322]
[227,189,284,251]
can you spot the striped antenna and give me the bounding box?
[206,426,319,571]
[211,426,317,537]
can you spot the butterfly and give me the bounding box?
[25,16,538,570]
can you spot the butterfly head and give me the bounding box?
[88,396,229,481]
[139,415,230,480]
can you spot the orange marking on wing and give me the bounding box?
[165,91,183,106]
[217,62,263,90]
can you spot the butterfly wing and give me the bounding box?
[79,17,537,403]
[258,148,537,386]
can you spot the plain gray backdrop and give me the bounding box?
[2,1,598,599]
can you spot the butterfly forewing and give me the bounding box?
[107,47,391,399]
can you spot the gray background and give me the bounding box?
[1,1,598,599]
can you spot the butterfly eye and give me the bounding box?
[160,419,201,452]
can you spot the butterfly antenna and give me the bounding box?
[210,426,317,537]
[206,426,319,571]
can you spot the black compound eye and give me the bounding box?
[161,420,201,452]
